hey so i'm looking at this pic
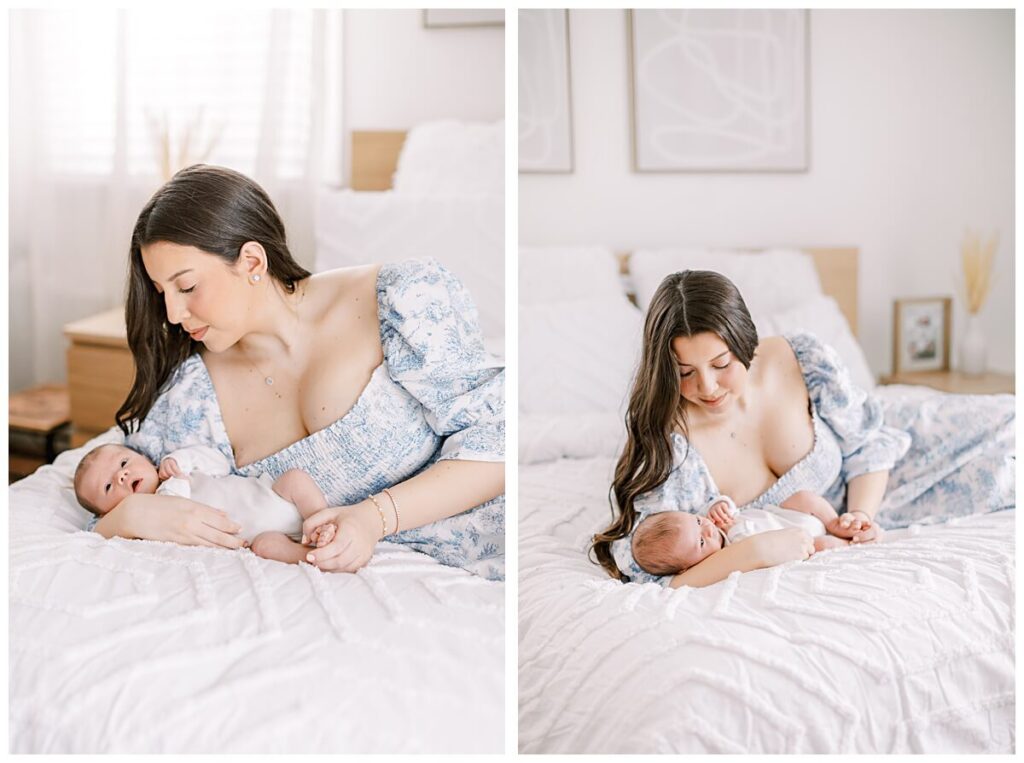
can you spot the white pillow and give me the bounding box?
[314,189,504,345]
[756,295,876,390]
[630,248,823,318]
[392,120,504,196]
[520,412,626,464]
[519,246,624,305]
[520,294,643,416]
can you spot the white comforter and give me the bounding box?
[519,456,1015,754]
[10,433,503,753]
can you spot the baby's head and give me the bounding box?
[632,511,725,576]
[74,444,160,516]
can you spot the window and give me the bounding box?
[34,9,317,179]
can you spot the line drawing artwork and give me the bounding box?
[631,9,808,172]
[519,9,574,172]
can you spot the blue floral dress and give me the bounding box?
[613,331,983,584]
[123,258,505,580]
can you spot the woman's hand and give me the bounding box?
[754,528,816,567]
[95,493,247,549]
[300,500,383,573]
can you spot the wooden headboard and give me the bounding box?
[616,248,859,337]
[350,130,407,191]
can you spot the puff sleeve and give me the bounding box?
[610,436,718,585]
[377,258,505,463]
[124,355,234,468]
[788,332,911,481]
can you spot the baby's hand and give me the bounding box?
[707,500,735,529]
[849,522,884,545]
[312,523,337,548]
[158,457,183,481]
[827,510,872,539]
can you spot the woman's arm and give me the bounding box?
[668,528,815,589]
[93,492,247,549]
[301,459,503,572]
[845,469,889,522]
[830,468,889,542]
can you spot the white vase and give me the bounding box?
[960,313,987,375]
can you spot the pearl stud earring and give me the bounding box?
[251,274,261,283]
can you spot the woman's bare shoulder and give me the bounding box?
[304,263,380,300]
[298,264,381,320]
[754,335,804,390]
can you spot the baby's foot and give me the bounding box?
[250,532,310,564]
[315,523,337,547]
[814,535,850,553]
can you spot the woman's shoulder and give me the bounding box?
[752,334,806,392]
[306,258,459,315]
[161,352,208,397]
[756,331,840,378]
[302,263,381,312]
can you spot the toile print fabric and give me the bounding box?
[125,258,505,580]
[612,332,1013,585]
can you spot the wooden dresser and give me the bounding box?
[64,307,134,447]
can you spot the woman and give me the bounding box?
[94,165,505,580]
[591,269,912,588]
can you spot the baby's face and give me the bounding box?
[80,445,160,514]
[665,512,725,569]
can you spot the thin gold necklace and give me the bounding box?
[240,346,284,399]
[239,285,305,392]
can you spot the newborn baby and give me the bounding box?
[632,490,858,576]
[73,442,337,563]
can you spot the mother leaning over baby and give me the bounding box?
[92,165,504,580]
[592,269,1013,588]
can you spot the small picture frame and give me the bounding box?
[422,10,504,29]
[892,297,952,374]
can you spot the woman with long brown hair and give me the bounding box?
[591,269,911,587]
[91,164,505,579]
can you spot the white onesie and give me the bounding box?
[706,496,827,546]
[158,446,303,542]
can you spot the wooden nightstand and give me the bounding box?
[9,384,71,481]
[879,370,1015,395]
[64,307,134,447]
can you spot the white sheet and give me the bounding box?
[519,456,1015,754]
[10,432,504,753]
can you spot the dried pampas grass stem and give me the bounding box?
[960,228,998,314]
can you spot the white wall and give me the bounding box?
[519,9,1015,376]
[342,9,504,180]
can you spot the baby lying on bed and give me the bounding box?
[73,443,337,563]
[632,491,863,576]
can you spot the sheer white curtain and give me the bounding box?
[9,8,343,392]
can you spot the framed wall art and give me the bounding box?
[892,296,952,374]
[519,9,574,173]
[629,9,809,172]
[422,10,503,29]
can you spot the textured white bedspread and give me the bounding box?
[519,457,1015,754]
[10,436,503,753]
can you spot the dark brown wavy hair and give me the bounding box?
[116,164,312,435]
[590,270,759,580]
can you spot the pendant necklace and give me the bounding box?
[241,347,283,399]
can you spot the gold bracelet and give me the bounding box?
[382,487,400,534]
[367,493,388,538]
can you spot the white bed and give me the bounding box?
[10,430,504,753]
[517,245,1015,754]
[9,123,506,754]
